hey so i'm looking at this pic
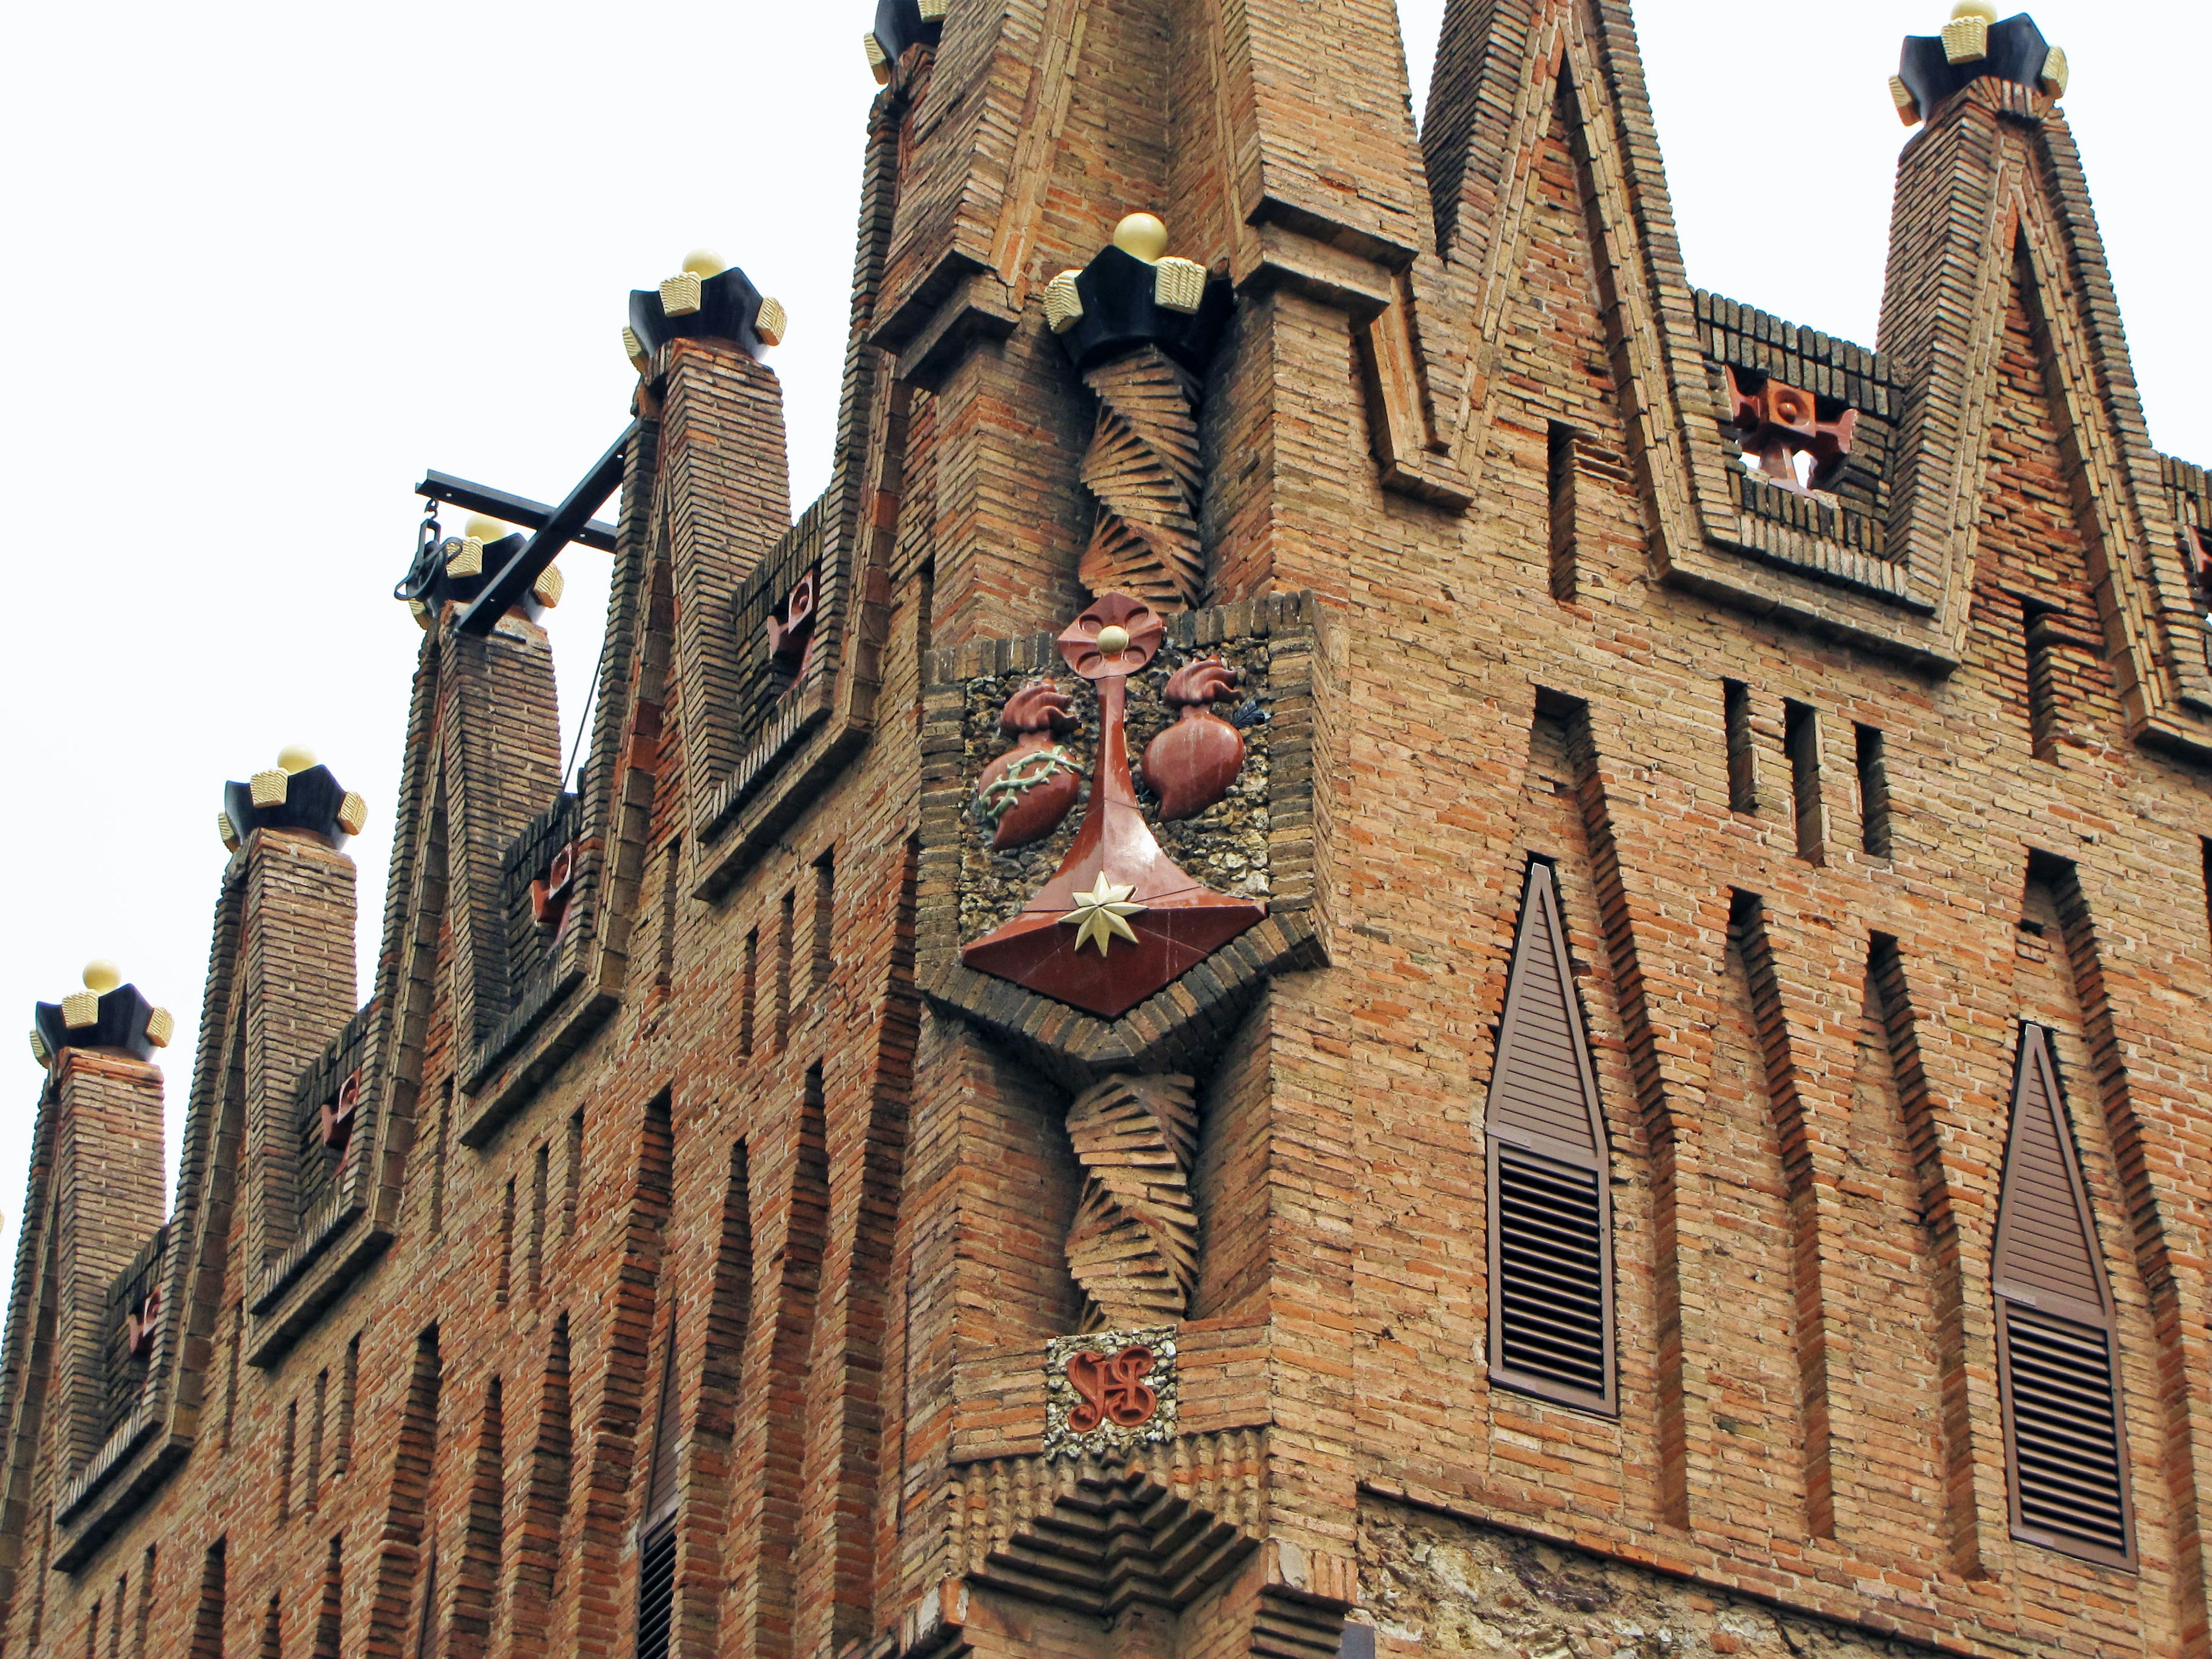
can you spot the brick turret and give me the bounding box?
[37,967,171,1487]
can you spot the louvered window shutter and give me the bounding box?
[1991,1024,2135,1568]
[636,1321,683,1659]
[1484,858,1618,1415]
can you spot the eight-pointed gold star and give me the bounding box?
[1063,877,1146,955]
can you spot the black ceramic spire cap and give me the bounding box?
[873,0,944,66]
[1054,244,1235,378]
[628,266,775,358]
[1898,14,2051,118]
[34,985,160,1065]
[223,764,355,850]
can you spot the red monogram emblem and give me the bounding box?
[1065,1345,1157,1433]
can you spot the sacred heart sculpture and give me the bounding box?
[960,594,1265,1019]
[1143,657,1244,821]
[974,683,1084,851]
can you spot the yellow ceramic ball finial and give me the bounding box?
[277,743,317,775]
[682,248,728,278]
[1951,0,1998,20]
[1112,213,1170,264]
[82,959,122,994]
[465,513,509,543]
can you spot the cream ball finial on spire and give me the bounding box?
[1950,1,1998,20]
[682,248,728,278]
[277,743,317,775]
[81,960,121,994]
[1112,213,1171,264]
[464,514,509,544]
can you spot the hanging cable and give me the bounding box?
[561,630,609,795]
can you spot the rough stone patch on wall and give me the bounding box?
[1358,1502,1938,1659]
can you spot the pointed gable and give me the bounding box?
[1991,1025,2107,1318]
[1487,858,1607,1162]
[1485,857,1615,1414]
[1991,1023,2134,1566]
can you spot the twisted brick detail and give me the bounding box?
[1080,348,1206,612]
[1065,1074,1199,1329]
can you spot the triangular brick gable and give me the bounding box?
[1881,81,2212,741]
[1424,1,2212,738]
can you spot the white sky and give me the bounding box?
[0,1,2202,1261]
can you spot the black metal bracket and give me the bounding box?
[455,424,638,637]
[414,470,619,553]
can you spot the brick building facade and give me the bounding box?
[3,2,2210,1657]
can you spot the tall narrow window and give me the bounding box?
[812,850,836,994]
[334,1334,359,1477]
[2201,840,2211,954]
[258,1595,281,1659]
[1854,724,1893,859]
[510,1316,572,1652]
[655,839,682,994]
[1722,679,1757,813]
[27,1509,50,1649]
[913,556,936,733]
[276,1401,297,1522]
[221,1304,243,1452]
[635,1320,683,1659]
[1993,1024,2134,1567]
[131,1546,156,1659]
[775,891,796,1051]
[411,1545,440,1659]
[1547,422,1581,604]
[562,1109,585,1240]
[453,1377,505,1658]
[496,1180,515,1306]
[311,1537,342,1659]
[367,1328,442,1659]
[429,1081,454,1237]
[1484,858,1617,1415]
[528,1143,549,1296]
[740,929,759,1058]
[85,1596,100,1659]
[1785,700,1825,864]
[305,1369,327,1513]
[107,1576,123,1659]
[2024,600,2062,760]
[188,1541,226,1659]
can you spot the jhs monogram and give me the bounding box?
[1064,1345,1158,1433]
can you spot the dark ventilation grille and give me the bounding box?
[2002,1304,2130,1560]
[635,1316,683,1659]
[634,1521,677,1659]
[1991,1022,2135,1567]
[1484,858,1616,1415]
[1495,1149,1608,1398]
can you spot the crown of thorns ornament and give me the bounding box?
[960,595,1264,1018]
